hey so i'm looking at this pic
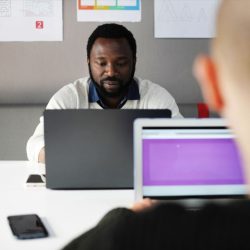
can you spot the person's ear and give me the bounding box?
[133,57,137,66]
[87,58,90,65]
[193,55,224,113]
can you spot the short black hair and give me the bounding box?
[87,23,137,60]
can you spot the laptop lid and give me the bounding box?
[44,109,171,189]
[134,118,246,206]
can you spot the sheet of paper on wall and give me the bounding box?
[77,0,141,22]
[0,0,63,42]
[154,0,221,38]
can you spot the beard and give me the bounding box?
[88,64,135,98]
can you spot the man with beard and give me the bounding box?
[27,23,182,163]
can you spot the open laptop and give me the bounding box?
[134,118,246,208]
[44,109,171,189]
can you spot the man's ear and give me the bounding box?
[133,57,137,67]
[193,55,224,113]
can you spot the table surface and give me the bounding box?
[0,161,134,250]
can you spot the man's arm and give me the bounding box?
[38,147,45,163]
[26,80,82,162]
[26,117,45,162]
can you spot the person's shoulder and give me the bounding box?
[62,208,136,250]
[52,77,89,97]
[64,77,89,91]
[47,77,90,109]
[136,77,167,92]
[98,208,135,226]
[134,77,182,116]
[135,77,174,101]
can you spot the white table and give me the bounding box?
[0,161,134,250]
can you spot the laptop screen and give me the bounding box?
[142,126,246,199]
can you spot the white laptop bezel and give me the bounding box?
[133,118,241,202]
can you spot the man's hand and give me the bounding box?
[38,147,45,163]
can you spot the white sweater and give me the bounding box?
[26,77,182,162]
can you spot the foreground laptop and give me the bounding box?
[134,118,246,208]
[44,109,171,189]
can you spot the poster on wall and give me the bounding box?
[0,0,63,41]
[77,0,141,22]
[154,0,220,38]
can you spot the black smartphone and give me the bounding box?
[7,214,49,239]
[26,174,46,187]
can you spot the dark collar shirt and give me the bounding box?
[88,79,140,109]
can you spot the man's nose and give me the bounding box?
[105,64,117,76]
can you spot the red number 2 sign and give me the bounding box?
[36,21,44,29]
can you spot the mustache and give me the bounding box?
[101,77,122,83]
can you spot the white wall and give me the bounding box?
[0,1,212,160]
[0,1,209,105]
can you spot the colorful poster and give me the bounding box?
[77,0,141,22]
[0,0,63,41]
[154,0,220,38]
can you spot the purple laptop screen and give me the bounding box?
[143,138,244,186]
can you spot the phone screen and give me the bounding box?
[8,214,48,239]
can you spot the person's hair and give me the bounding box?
[87,23,137,60]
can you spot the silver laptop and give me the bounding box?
[134,118,246,207]
[44,109,171,189]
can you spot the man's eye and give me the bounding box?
[97,61,106,66]
[116,61,127,67]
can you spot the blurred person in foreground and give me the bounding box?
[63,1,250,249]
